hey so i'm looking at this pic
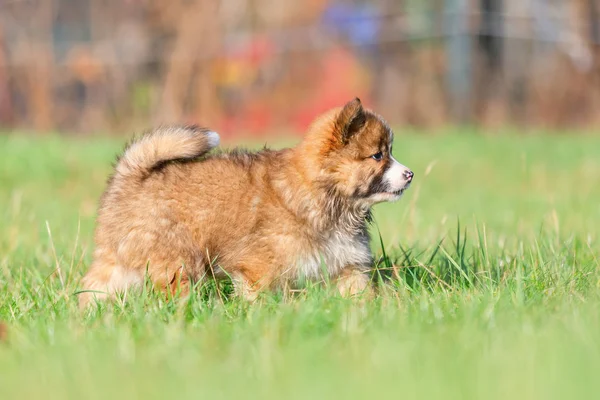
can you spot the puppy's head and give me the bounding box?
[303,98,413,205]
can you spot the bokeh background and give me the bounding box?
[3,4,600,399]
[2,0,600,136]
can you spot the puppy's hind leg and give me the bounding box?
[78,253,143,309]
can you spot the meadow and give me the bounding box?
[1,130,599,399]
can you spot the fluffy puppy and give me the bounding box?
[79,98,413,307]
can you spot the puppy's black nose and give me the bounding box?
[404,170,414,182]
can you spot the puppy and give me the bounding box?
[79,98,413,307]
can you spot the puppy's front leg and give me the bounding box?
[335,267,373,298]
[231,272,260,301]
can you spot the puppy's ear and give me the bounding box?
[335,97,366,145]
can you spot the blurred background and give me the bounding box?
[1,0,600,136]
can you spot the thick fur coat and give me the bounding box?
[79,98,413,307]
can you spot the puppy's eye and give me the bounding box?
[371,152,383,161]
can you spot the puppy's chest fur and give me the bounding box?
[291,228,372,282]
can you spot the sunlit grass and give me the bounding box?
[1,131,599,399]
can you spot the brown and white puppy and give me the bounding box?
[79,98,413,307]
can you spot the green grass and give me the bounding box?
[1,131,600,399]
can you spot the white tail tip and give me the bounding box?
[205,131,220,148]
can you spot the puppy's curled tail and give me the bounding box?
[115,125,220,181]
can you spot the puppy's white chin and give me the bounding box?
[368,192,403,204]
